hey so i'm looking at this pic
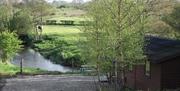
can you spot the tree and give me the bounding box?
[9,9,33,35]
[23,0,54,23]
[0,5,33,35]
[162,3,180,32]
[0,5,11,31]
[82,0,152,88]
[145,0,179,38]
[18,0,54,40]
[0,31,22,63]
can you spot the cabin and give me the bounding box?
[125,36,180,91]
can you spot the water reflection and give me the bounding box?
[12,49,71,72]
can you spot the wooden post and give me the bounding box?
[97,61,102,91]
[20,58,23,75]
[72,59,74,73]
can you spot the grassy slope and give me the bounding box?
[34,25,86,67]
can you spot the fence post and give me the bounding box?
[72,59,74,73]
[20,58,23,75]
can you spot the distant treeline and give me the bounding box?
[45,20,91,26]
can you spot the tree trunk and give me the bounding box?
[20,58,23,75]
[114,61,118,91]
[97,61,101,82]
[134,66,137,90]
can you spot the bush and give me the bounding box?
[0,32,22,63]
[9,10,33,35]
[79,21,92,26]
[58,5,67,9]
[18,34,33,47]
[46,20,57,25]
[60,20,75,25]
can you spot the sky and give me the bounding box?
[46,0,91,3]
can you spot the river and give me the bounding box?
[12,49,71,73]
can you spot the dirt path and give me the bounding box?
[0,75,98,91]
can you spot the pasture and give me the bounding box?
[43,25,82,34]
[35,25,86,67]
[34,7,87,68]
[43,25,85,42]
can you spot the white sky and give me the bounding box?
[46,0,91,3]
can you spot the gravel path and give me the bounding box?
[0,75,98,91]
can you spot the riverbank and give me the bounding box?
[0,63,51,77]
[0,63,92,78]
[33,25,86,67]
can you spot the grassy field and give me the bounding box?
[34,24,86,67]
[43,25,81,34]
[0,63,45,76]
[43,25,85,42]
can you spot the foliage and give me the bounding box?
[0,5,33,36]
[23,0,54,24]
[99,61,113,73]
[162,3,180,31]
[145,0,180,39]
[80,0,151,85]
[146,17,177,38]
[10,9,33,35]
[34,35,85,67]
[83,0,148,70]
[0,31,22,63]
[45,17,88,26]
[0,5,34,49]
[0,5,11,31]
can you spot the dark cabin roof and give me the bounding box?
[145,36,180,64]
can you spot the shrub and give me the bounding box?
[34,35,85,67]
[0,31,22,63]
[60,20,75,25]
[9,10,33,35]
[46,20,57,25]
